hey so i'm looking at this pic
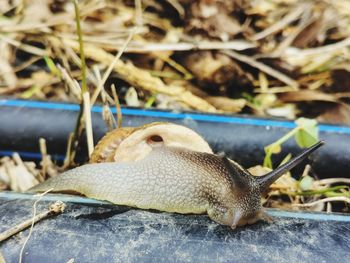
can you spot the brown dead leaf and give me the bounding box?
[293,15,323,48]
[318,103,350,125]
[266,104,297,119]
[0,41,17,88]
[64,39,217,112]
[1,154,39,192]
[279,89,350,124]
[0,1,13,13]
[205,96,246,113]
[331,69,350,93]
[248,165,271,176]
[182,51,238,86]
[0,158,10,187]
[22,0,53,23]
[185,0,243,40]
[279,90,339,103]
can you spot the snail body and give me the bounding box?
[29,123,324,229]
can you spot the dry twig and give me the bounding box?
[18,198,65,263]
[0,251,5,263]
[65,39,216,112]
[111,84,122,128]
[222,50,299,89]
[0,194,64,244]
[293,197,350,207]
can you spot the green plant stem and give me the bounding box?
[74,0,87,93]
[263,127,300,168]
[325,192,350,197]
[64,0,88,167]
[144,94,156,108]
[282,185,349,197]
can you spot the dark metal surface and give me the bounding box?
[0,193,350,263]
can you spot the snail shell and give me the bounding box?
[90,122,213,163]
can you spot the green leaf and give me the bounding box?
[265,143,281,154]
[295,117,317,130]
[299,175,314,191]
[144,95,156,108]
[279,153,292,166]
[44,56,61,78]
[263,151,273,169]
[263,143,281,169]
[296,185,349,196]
[20,85,42,99]
[294,117,319,148]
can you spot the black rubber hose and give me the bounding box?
[1,98,350,178]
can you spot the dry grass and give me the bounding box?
[0,0,349,121]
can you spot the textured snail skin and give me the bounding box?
[29,141,324,229]
[29,146,262,228]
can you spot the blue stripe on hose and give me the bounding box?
[1,191,350,222]
[1,99,350,134]
[0,192,111,205]
[267,209,350,222]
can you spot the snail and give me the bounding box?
[29,123,324,229]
